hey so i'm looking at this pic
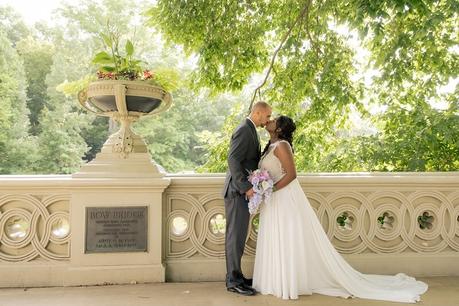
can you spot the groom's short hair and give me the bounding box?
[252,101,270,112]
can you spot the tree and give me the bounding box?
[34,106,89,174]
[0,29,36,174]
[16,37,54,135]
[53,0,237,173]
[0,6,29,46]
[148,0,459,172]
[134,89,235,172]
[33,0,149,172]
[33,25,95,173]
[1,1,238,174]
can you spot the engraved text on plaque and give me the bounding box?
[85,206,148,253]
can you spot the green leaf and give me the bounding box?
[92,51,113,64]
[56,74,97,96]
[100,33,112,48]
[100,66,116,72]
[125,40,134,56]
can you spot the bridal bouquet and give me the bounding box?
[247,169,274,215]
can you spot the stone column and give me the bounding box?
[68,129,170,285]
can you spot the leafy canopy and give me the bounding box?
[148,0,459,172]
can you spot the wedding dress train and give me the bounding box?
[252,141,428,303]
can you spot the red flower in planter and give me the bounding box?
[143,70,154,80]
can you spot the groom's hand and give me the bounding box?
[245,188,255,199]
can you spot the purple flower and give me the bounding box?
[247,169,274,215]
[251,176,260,185]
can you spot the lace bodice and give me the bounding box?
[259,140,289,183]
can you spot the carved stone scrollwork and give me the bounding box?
[0,194,70,262]
[111,115,136,158]
[164,187,459,260]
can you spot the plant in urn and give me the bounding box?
[59,27,177,177]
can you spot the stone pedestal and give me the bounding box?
[68,80,172,285]
[69,131,170,285]
[69,177,169,285]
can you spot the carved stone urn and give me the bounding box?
[73,80,172,178]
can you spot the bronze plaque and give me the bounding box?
[85,206,148,253]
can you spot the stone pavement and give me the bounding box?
[0,277,458,306]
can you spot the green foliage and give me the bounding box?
[303,105,459,172]
[90,26,181,90]
[80,116,109,162]
[1,0,457,175]
[58,18,180,93]
[151,67,181,92]
[363,105,459,171]
[92,24,145,78]
[134,89,234,172]
[16,37,54,135]
[0,29,36,174]
[146,1,271,92]
[34,106,89,174]
[51,0,230,173]
[56,74,97,96]
[197,102,246,172]
[149,0,459,172]
[336,213,349,227]
[31,21,95,173]
[0,6,29,45]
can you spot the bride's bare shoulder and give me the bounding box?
[274,140,293,156]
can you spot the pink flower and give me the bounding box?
[143,70,153,80]
[247,169,274,214]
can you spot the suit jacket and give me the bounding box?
[222,118,261,198]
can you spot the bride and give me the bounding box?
[252,115,428,303]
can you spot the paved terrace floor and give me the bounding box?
[0,277,458,306]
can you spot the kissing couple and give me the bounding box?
[222,101,427,302]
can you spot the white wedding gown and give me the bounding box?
[252,140,428,303]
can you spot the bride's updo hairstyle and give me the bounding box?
[276,115,296,151]
[261,115,296,156]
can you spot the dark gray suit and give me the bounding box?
[223,118,261,288]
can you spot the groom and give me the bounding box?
[222,101,272,296]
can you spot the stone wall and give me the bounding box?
[0,173,458,286]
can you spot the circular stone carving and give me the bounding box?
[336,211,354,231]
[51,217,70,239]
[4,217,30,241]
[417,211,435,230]
[209,214,226,236]
[171,216,188,236]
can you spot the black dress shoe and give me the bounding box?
[227,284,255,296]
[243,277,253,287]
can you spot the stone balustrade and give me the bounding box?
[0,173,458,286]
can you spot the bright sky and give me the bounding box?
[1,0,64,25]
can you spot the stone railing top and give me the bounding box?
[0,172,458,189]
[164,172,459,187]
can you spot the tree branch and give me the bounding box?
[248,0,313,114]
